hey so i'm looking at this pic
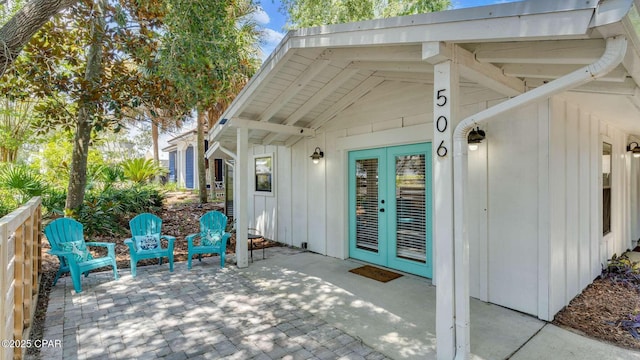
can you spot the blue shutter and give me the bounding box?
[169,151,177,182]
[185,146,194,189]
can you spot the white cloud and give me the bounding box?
[264,28,285,44]
[253,7,271,25]
[260,28,286,62]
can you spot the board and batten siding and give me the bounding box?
[248,145,292,245]
[243,79,639,322]
[546,96,633,319]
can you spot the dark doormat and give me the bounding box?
[349,265,403,283]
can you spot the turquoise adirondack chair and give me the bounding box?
[124,213,175,277]
[186,211,230,269]
[44,218,119,293]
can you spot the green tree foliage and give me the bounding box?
[0,0,190,211]
[0,0,79,78]
[281,0,450,28]
[0,98,37,162]
[160,0,261,111]
[160,0,262,203]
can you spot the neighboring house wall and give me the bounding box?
[185,145,195,189]
[169,151,177,182]
[165,137,210,190]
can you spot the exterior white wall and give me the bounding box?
[248,145,291,242]
[243,81,640,322]
[546,96,635,319]
[272,81,436,258]
[467,102,545,317]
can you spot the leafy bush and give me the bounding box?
[41,188,67,217]
[0,188,19,218]
[100,164,125,190]
[74,185,165,236]
[601,253,640,289]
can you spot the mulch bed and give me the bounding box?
[553,277,640,350]
[28,199,280,357]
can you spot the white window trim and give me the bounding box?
[253,152,276,197]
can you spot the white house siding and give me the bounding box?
[631,147,640,242]
[480,103,544,317]
[248,145,292,243]
[546,96,635,319]
[244,82,639,322]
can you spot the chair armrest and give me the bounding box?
[86,242,116,258]
[48,250,78,265]
[221,232,231,248]
[123,238,137,253]
[186,233,200,248]
[161,235,175,251]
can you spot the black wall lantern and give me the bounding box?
[310,147,324,164]
[627,142,640,158]
[467,127,486,151]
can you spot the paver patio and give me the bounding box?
[32,246,640,360]
[36,247,388,360]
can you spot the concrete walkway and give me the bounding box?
[34,247,640,359]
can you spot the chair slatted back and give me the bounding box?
[44,218,85,252]
[200,211,227,235]
[129,213,162,236]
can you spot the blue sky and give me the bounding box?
[256,0,518,60]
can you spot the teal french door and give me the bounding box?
[348,143,432,278]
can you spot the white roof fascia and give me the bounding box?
[292,0,602,45]
[161,144,177,153]
[205,141,236,160]
[166,129,198,145]
[210,0,625,142]
[590,0,634,28]
[294,0,598,37]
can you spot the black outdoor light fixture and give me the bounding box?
[310,147,324,164]
[467,127,486,151]
[627,142,640,158]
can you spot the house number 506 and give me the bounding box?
[436,89,448,157]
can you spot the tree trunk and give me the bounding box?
[65,0,105,211]
[65,110,92,210]
[0,0,78,77]
[197,109,207,203]
[151,116,160,182]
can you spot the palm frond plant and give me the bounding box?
[0,163,47,204]
[122,158,167,184]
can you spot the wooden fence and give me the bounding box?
[0,197,41,360]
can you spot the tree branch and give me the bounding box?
[0,0,78,77]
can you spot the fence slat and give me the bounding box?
[0,221,6,360]
[0,197,41,360]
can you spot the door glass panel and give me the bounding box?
[356,159,379,252]
[395,154,426,263]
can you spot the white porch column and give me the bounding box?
[236,127,249,268]
[425,42,460,360]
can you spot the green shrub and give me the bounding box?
[75,185,165,236]
[41,188,67,217]
[0,188,20,218]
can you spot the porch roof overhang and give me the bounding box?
[208,0,640,151]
